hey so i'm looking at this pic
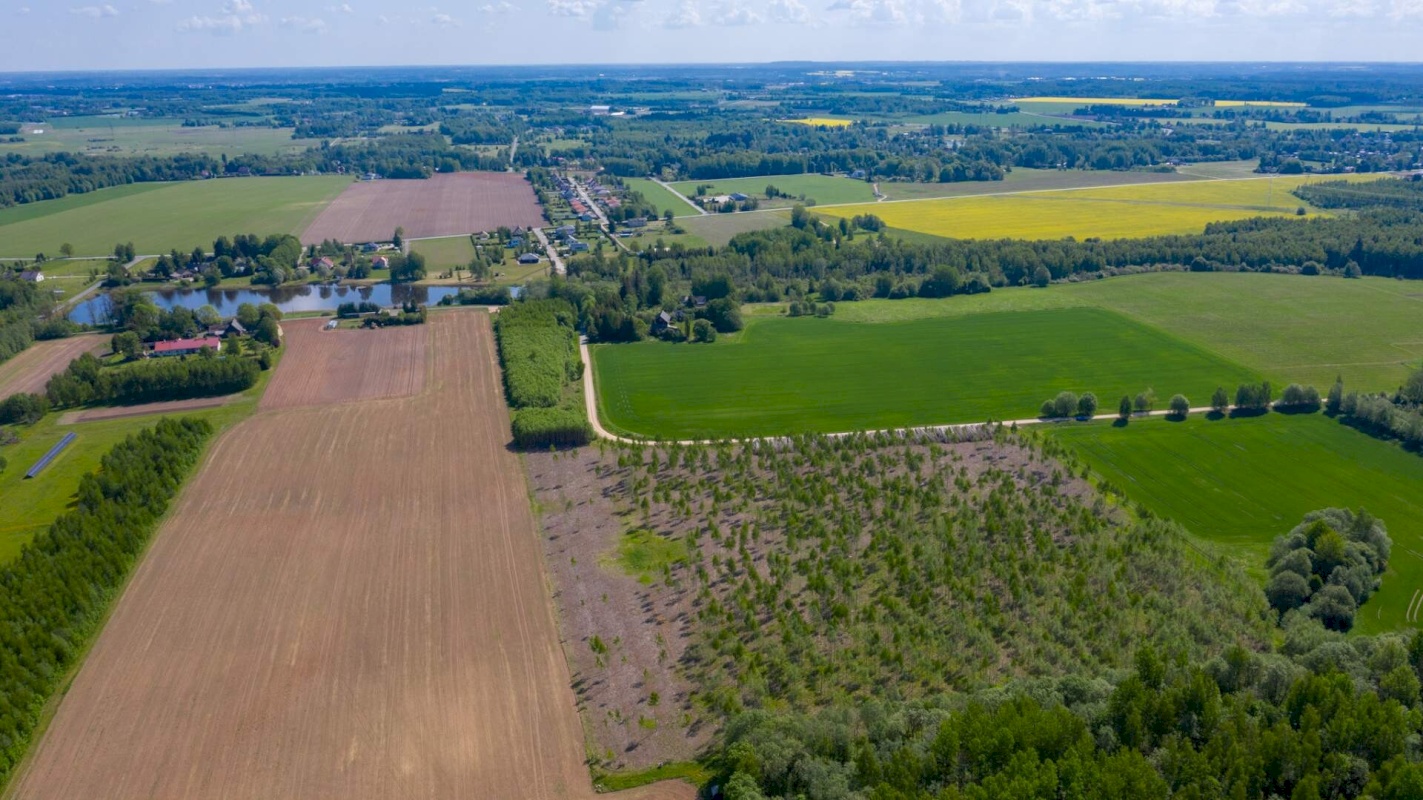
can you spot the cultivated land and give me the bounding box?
[669,174,878,207]
[593,306,1258,439]
[0,335,106,397]
[830,272,1423,393]
[819,174,1357,240]
[11,313,693,800]
[259,323,426,409]
[0,177,350,256]
[876,167,1198,201]
[1047,413,1423,635]
[300,172,546,244]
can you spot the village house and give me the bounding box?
[150,337,222,358]
[206,319,247,339]
[517,253,542,265]
[18,270,44,283]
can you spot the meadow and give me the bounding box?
[830,272,1423,393]
[622,178,699,217]
[0,176,351,256]
[676,212,788,246]
[4,119,320,158]
[1046,413,1423,634]
[592,306,1259,439]
[669,174,878,207]
[819,174,1366,240]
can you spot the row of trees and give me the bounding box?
[493,300,593,448]
[44,351,261,408]
[0,418,212,786]
[1333,370,1423,449]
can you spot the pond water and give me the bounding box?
[69,283,517,326]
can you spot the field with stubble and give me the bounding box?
[259,320,427,409]
[301,172,546,244]
[11,311,692,800]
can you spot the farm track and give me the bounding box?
[57,395,235,424]
[0,335,107,398]
[13,311,693,800]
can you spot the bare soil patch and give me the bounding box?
[58,395,235,424]
[259,319,425,410]
[300,172,546,244]
[0,335,106,398]
[13,311,691,800]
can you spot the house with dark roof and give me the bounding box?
[18,270,43,283]
[652,310,674,334]
[207,319,247,338]
[517,253,541,265]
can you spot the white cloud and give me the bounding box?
[826,0,908,23]
[431,11,460,26]
[769,0,812,20]
[281,15,329,32]
[548,0,607,16]
[717,0,764,22]
[663,0,704,26]
[1387,0,1423,15]
[71,4,119,17]
[479,1,515,12]
[329,2,355,12]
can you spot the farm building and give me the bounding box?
[19,270,44,283]
[730,193,749,202]
[150,337,222,357]
[624,217,648,229]
[517,253,542,265]
[207,319,247,338]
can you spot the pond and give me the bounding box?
[69,283,518,326]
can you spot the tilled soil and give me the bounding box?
[300,172,546,244]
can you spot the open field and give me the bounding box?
[3,119,320,158]
[592,306,1259,439]
[829,272,1423,392]
[676,211,789,245]
[0,335,107,397]
[409,234,476,268]
[907,110,1109,128]
[11,311,692,800]
[0,177,350,257]
[877,167,1199,201]
[259,321,426,409]
[59,396,236,424]
[1046,413,1423,634]
[622,178,698,217]
[300,172,546,244]
[819,174,1369,240]
[670,174,878,207]
[1014,96,1178,106]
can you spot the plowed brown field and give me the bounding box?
[12,311,692,800]
[260,320,425,410]
[0,335,106,398]
[300,172,546,245]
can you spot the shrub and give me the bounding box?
[1168,394,1190,419]
[512,407,593,448]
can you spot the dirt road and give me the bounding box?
[13,313,692,800]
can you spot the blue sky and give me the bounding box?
[3,0,1421,71]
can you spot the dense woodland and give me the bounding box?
[0,280,55,368]
[493,299,593,448]
[0,419,212,787]
[43,351,260,408]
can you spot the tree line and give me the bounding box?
[0,279,58,369]
[0,418,211,789]
[493,300,593,448]
[44,351,261,408]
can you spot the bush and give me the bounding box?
[692,319,716,343]
[1168,394,1190,419]
[0,392,49,425]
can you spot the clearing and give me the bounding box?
[300,172,546,244]
[819,174,1362,241]
[1047,413,1423,635]
[592,306,1258,439]
[259,320,426,410]
[0,335,107,398]
[11,311,691,800]
[0,177,350,257]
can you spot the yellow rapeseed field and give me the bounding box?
[785,117,855,127]
[821,174,1386,241]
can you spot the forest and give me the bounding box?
[0,418,212,787]
[43,351,261,408]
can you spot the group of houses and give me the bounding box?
[147,319,246,358]
[552,225,590,254]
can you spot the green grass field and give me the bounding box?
[592,306,1258,439]
[907,110,1109,129]
[3,119,320,158]
[676,212,788,246]
[829,272,1423,393]
[877,168,1198,202]
[670,174,877,207]
[622,178,698,217]
[1046,413,1423,634]
[410,235,476,268]
[820,174,1354,240]
[0,177,350,257]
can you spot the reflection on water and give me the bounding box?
[69,283,517,325]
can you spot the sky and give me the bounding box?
[3,0,1422,71]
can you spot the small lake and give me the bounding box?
[69,283,517,326]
